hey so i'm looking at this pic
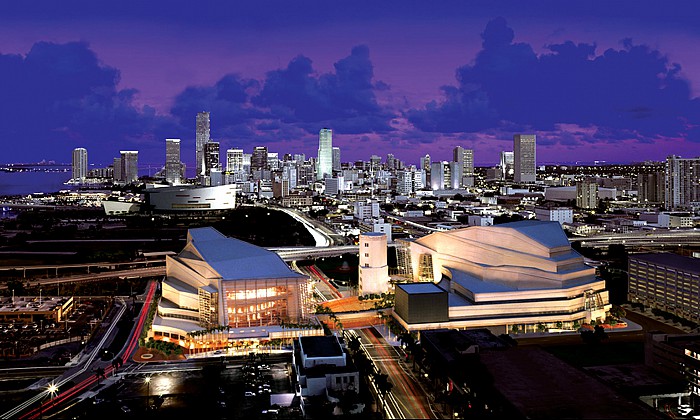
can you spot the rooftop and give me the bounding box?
[186,227,306,281]
[0,296,71,314]
[397,282,446,295]
[299,336,344,358]
[492,220,571,249]
[630,252,700,274]
[480,348,660,419]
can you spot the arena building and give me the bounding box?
[152,227,321,353]
[394,220,610,334]
[146,184,237,211]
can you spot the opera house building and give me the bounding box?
[394,221,610,334]
[152,227,320,353]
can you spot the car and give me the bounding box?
[120,405,131,414]
[218,387,225,395]
[244,391,256,397]
[219,400,227,408]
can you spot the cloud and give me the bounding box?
[0,41,175,162]
[253,45,394,133]
[407,17,700,145]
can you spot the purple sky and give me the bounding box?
[2,1,700,167]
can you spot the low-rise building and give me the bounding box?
[628,253,700,323]
[293,335,359,397]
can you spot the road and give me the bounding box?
[352,328,436,419]
[0,266,165,289]
[4,281,158,419]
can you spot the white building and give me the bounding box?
[196,111,210,177]
[293,335,359,397]
[226,148,244,173]
[394,221,610,334]
[317,128,333,180]
[354,200,380,220]
[359,232,389,295]
[514,134,536,183]
[665,155,700,210]
[165,139,182,185]
[467,215,494,226]
[535,207,573,225]
[147,184,237,211]
[152,227,319,351]
[576,179,598,209]
[72,147,88,181]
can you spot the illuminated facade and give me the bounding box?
[514,134,536,183]
[153,227,318,351]
[394,220,610,334]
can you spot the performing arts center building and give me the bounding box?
[393,220,611,335]
[151,227,321,353]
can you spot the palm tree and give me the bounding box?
[94,367,106,385]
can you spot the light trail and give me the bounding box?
[8,281,157,419]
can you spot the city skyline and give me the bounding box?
[2,1,700,166]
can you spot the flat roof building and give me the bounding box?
[628,253,700,323]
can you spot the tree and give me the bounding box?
[94,367,106,385]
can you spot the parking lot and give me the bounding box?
[62,355,301,419]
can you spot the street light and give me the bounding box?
[144,376,151,407]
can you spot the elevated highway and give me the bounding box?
[569,230,700,249]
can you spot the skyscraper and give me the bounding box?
[165,139,181,185]
[576,178,598,209]
[513,134,536,183]
[204,141,220,175]
[453,146,474,187]
[72,147,88,181]
[500,151,514,180]
[638,172,665,204]
[196,111,210,177]
[317,128,333,180]
[665,155,700,210]
[332,147,341,171]
[120,151,139,184]
[251,146,268,172]
[226,148,244,173]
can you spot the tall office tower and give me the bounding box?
[430,161,457,190]
[576,178,598,209]
[665,155,700,210]
[226,148,244,172]
[358,232,389,295]
[420,154,431,172]
[420,154,431,187]
[112,157,122,182]
[196,111,210,177]
[453,146,474,175]
[370,155,381,168]
[204,142,220,175]
[500,151,514,180]
[251,146,268,172]
[72,147,88,181]
[165,139,182,185]
[386,153,396,171]
[120,151,139,184]
[514,134,536,183]
[397,168,424,195]
[637,172,665,204]
[297,162,315,186]
[332,147,341,171]
[294,154,306,164]
[267,152,279,170]
[316,128,333,180]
